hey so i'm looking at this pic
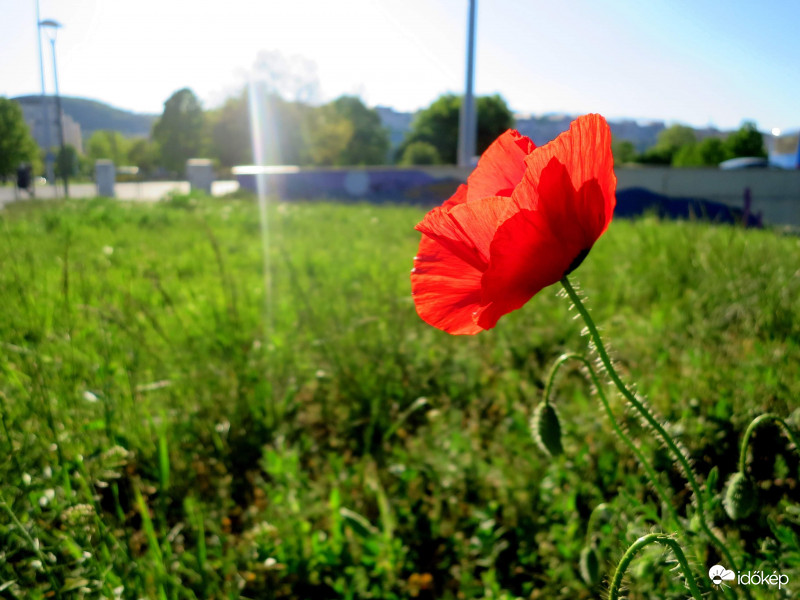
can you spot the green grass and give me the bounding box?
[0,193,799,599]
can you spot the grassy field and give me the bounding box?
[1,194,799,599]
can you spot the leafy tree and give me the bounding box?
[673,137,730,167]
[206,87,388,168]
[658,124,697,152]
[326,96,389,165]
[475,95,515,156]
[86,130,130,165]
[306,104,354,166]
[207,91,252,168]
[127,137,159,176]
[638,124,697,165]
[397,94,513,164]
[399,141,441,165]
[697,137,729,165]
[612,138,637,165]
[152,88,206,176]
[230,83,314,166]
[724,122,766,158]
[0,97,40,180]
[273,97,314,165]
[55,144,78,178]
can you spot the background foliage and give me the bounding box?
[0,97,40,180]
[396,94,514,165]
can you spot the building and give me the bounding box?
[15,96,83,154]
[765,130,799,169]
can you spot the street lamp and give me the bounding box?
[34,0,54,187]
[457,0,477,168]
[39,18,69,198]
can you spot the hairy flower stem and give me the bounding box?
[738,413,800,474]
[560,277,747,598]
[609,533,704,600]
[545,353,682,530]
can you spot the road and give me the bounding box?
[0,180,240,208]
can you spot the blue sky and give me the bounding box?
[1,0,799,131]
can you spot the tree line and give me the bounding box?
[0,91,769,183]
[612,122,766,167]
[0,90,514,180]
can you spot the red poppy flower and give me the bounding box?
[411,114,616,335]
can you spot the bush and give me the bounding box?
[399,141,441,165]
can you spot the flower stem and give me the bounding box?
[738,413,800,474]
[545,353,682,530]
[559,276,746,597]
[608,533,704,600]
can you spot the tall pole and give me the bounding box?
[458,0,477,167]
[35,0,54,185]
[49,37,69,198]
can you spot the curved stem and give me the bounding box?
[560,276,746,597]
[546,353,682,530]
[609,533,704,600]
[584,502,606,546]
[738,413,800,474]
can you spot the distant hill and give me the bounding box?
[13,95,157,139]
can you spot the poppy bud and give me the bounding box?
[723,472,758,521]
[531,402,563,457]
[580,545,601,586]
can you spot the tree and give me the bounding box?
[638,124,696,165]
[399,141,441,165]
[724,122,766,158]
[206,86,388,168]
[612,138,637,165]
[207,91,252,168]
[0,97,40,180]
[55,144,78,178]
[86,130,130,165]
[152,88,206,176]
[306,104,354,166]
[476,95,515,156]
[127,137,159,176]
[673,137,730,167]
[397,94,514,164]
[326,96,389,165]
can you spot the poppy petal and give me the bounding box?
[411,234,484,335]
[466,130,536,203]
[475,207,583,330]
[519,114,616,236]
[412,197,511,335]
[522,157,607,251]
[415,197,510,271]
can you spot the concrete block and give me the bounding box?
[95,160,115,197]
[187,159,214,194]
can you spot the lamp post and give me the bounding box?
[457,0,477,168]
[35,0,54,186]
[39,18,68,199]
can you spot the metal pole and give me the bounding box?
[458,0,477,167]
[50,37,69,198]
[35,0,54,185]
